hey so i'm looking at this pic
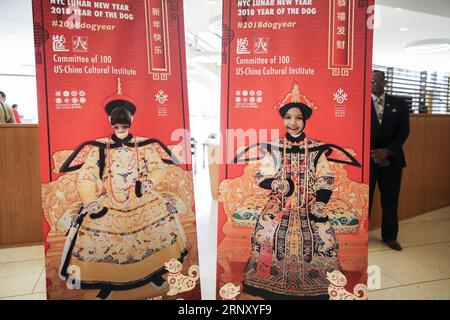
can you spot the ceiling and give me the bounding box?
[377,0,450,19]
[0,0,35,75]
[373,2,450,72]
[184,0,450,73]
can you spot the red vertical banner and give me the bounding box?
[145,0,171,78]
[329,0,355,76]
[33,0,201,300]
[217,0,373,300]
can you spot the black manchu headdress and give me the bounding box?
[276,80,317,120]
[103,78,137,116]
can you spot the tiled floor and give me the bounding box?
[0,246,46,300]
[0,201,449,299]
[368,206,450,300]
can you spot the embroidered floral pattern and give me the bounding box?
[242,138,341,298]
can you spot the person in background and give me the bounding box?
[0,91,16,124]
[370,70,410,251]
[11,104,22,124]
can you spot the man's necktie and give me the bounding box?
[376,98,384,124]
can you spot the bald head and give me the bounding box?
[372,70,386,97]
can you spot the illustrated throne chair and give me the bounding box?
[217,149,369,286]
[41,145,198,300]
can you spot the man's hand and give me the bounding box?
[378,158,391,168]
[370,149,392,164]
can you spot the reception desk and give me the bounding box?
[0,124,43,247]
[370,115,450,229]
[0,116,449,246]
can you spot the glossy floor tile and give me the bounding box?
[368,279,450,300]
[194,169,218,300]
[0,293,47,300]
[378,272,402,290]
[368,206,450,300]
[0,201,449,300]
[368,234,390,253]
[369,246,450,285]
[0,245,44,264]
[0,259,45,298]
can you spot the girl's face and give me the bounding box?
[112,123,130,138]
[283,107,305,136]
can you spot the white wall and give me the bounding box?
[0,75,38,123]
[0,0,37,122]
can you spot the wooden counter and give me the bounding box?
[370,115,450,230]
[0,124,43,247]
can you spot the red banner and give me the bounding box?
[33,0,200,300]
[329,0,355,75]
[145,0,171,78]
[217,0,373,300]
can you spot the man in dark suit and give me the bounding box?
[370,70,410,251]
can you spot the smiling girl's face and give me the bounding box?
[283,107,305,136]
[112,123,130,139]
[109,107,133,139]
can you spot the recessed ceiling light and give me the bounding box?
[405,39,450,53]
[400,27,408,32]
[396,7,403,11]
